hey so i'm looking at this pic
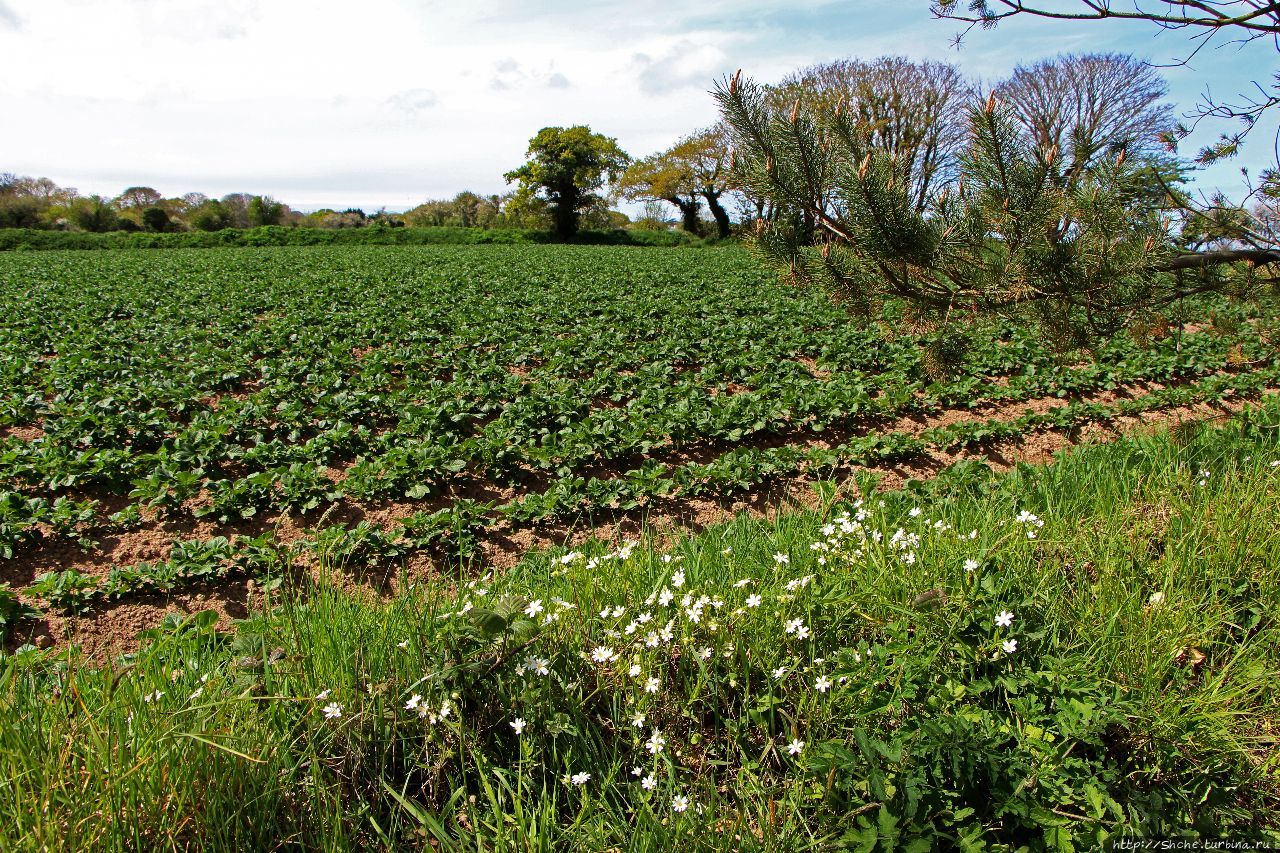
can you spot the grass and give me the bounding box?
[3,402,1280,850]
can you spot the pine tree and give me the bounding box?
[715,71,1276,360]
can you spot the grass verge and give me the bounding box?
[3,404,1280,850]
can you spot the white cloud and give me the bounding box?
[0,1,19,29]
[0,0,1265,207]
[387,88,439,112]
[632,40,730,95]
[489,58,573,93]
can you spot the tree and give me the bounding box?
[304,209,366,229]
[367,209,406,228]
[931,1,1280,273]
[618,148,704,234]
[188,200,234,231]
[618,128,737,238]
[114,186,163,210]
[505,126,630,240]
[932,1,1280,169]
[67,196,120,232]
[580,201,630,230]
[680,127,737,238]
[220,194,253,229]
[716,71,1266,362]
[405,192,504,228]
[141,206,171,233]
[772,57,973,215]
[0,196,42,228]
[996,53,1174,173]
[500,188,552,230]
[247,195,286,227]
[0,174,79,229]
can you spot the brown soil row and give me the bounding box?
[0,374,1198,592]
[6,385,1274,662]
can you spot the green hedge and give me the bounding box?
[0,225,710,251]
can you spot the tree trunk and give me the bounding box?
[665,195,702,235]
[702,189,732,239]
[550,184,579,241]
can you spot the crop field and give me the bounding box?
[2,244,1279,848]
[0,244,1277,649]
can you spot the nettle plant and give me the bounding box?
[715,73,1272,367]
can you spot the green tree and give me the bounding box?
[405,192,504,228]
[189,200,234,232]
[247,195,286,227]
[66,196,120,232]
[618,148,703,234]
[0,174,79,229]
[504,126,630,240]
[499,187,551,230]
[618,128,735,238]
[141,206,171,233]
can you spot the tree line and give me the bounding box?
[479,51,1186,243]
[3,51,1173,243]
[0,50,1190,246]
[5,33,1277,271]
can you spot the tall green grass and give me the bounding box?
[3,404,1279,850]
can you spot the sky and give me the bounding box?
[1,0,1275,213]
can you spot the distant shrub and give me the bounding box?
[0,226,715,251]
